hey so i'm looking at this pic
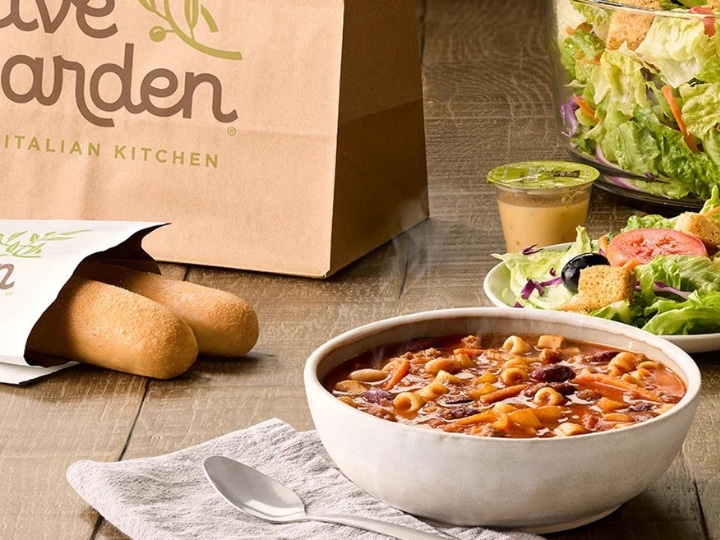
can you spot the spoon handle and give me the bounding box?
[312,513,454,539]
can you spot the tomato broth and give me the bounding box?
[324,333,686,438]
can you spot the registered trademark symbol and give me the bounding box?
[227,126,237,136]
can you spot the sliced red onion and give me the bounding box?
[522,244,540,255]
[594,146,639,190]
[653,281,690,299]
[560,99,579,137]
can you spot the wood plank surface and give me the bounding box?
[1,1,718,539]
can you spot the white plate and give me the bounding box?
[483,260,720,354]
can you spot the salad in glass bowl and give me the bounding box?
[488,187,720,339]
[546,0,720,202]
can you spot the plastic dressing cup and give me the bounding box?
[488,161,599,253]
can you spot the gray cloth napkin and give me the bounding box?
[67,418,544,540]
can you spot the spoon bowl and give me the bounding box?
[203,455,306,522]
[202,455,449,540]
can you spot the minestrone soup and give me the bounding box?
[323,333,686,438]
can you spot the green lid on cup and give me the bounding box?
[487,161,599,189]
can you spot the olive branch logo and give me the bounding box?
[139,0,243,60]
[0,230,89,259]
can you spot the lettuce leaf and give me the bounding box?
[622,213,674,231]
[636,255,720,300]
[588,300,646,327]
[679,83,720,140]
[635,17,716,87]
[492,228,594,310]
[642,292,720,334]
[592,50,652,115]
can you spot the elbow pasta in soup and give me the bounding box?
[324,333,686,438]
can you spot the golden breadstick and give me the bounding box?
[26,276,198,379]
[77,260,259,357]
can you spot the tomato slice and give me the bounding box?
[690,6,717,36]
[604,228,708,268]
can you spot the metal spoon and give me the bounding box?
[202,455,451,539]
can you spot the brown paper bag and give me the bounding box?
[0,0,428,277]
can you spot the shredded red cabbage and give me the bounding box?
[520,277,563,300]
[541,276,563,287]
[520,279,544,299]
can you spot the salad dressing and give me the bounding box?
[497,196,590,252]
[488,161,599,252]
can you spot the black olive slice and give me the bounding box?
[561,253,610,293]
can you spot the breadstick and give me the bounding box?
[77,260,259,357]
[26,276,198,379]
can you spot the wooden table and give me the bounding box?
[2,1,718,539]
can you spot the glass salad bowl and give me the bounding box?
[545,0,720,208]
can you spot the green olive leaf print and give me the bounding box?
[139,0,242,60]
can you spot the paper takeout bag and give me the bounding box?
[0,0,428,277]
[0,219,165,385]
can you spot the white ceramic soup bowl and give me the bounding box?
[303,307,701,533]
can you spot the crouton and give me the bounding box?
[674,212,720,249]
[606,0,661,51]
[564,265,636,312]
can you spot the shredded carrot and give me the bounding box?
[598,234,610,254]
[662,85,698,153]
[567,22,592,35]
[480,383,530,405]
[382,358,410,390]
[574,371,664,403]
[621,258,640,271]
[572,94,598,122]
[451,410,499,426]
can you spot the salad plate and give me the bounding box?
[483,257,720,354]
[593,173,705,213]
[567,151,706,214]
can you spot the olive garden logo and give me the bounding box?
[0,1,242,127]
[0,229,88,291]
[139,0,242,60]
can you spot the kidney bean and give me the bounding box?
[530,364,576,382]
[587,350,621,364]
[524,381,576,397]
[440,406,480,420]
[628,402,654,412]
[362,387,394,404]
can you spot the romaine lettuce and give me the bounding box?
[635,17,716,87]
